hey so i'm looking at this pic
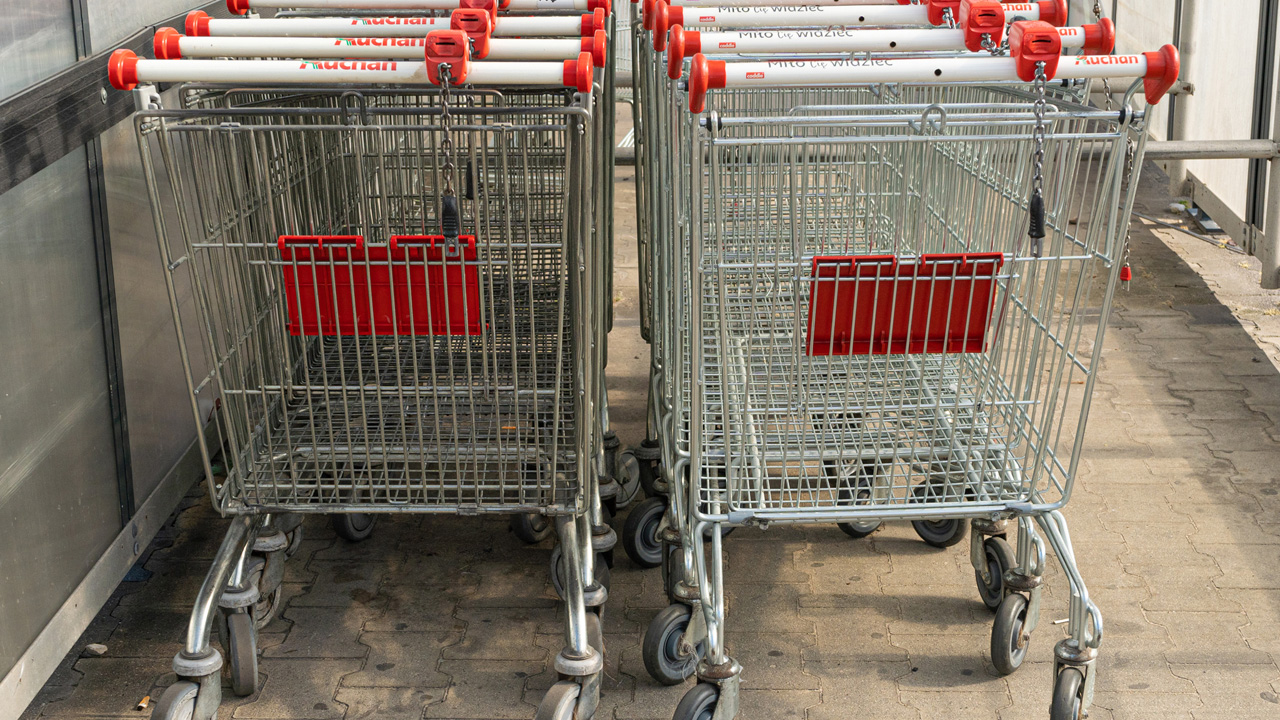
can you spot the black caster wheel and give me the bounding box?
[512,513,554,544]
[550,545,611,600]
[672,683,719,720]
[991,593,1030,676]
[224,611,259,696]
[643,603,704,685]
[150,681,199,720]
[623,496,667,568]
[912,517,967,548]
[1050,667,1086,720]
[838,520,881,539]
[535,681,581,720]
[332,513,376,542]
[976,536,1016,611]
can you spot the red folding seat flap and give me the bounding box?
[806,252,1005,356]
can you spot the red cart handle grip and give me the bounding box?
[584,30,608,68]
[581,8,607,36]
[688,53,726,113]
[562,51,594,92]
[186,11,212,36]
[154,27,183,59]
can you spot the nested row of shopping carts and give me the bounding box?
[108,1,631,718]
[619,0,1177,718]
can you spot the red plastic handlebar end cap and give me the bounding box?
[185,11,211,36]
[1037,0,1068,27]
[498,0,511,8]
[154,27,183,59]
[1081,18,1115,56]
[1008,20,1063,81]
[583,30,607,68]
[108,49,139,91]
[580,8,606,36]
[653,4,681,51]
[1142,44,1180,105]
[959,0,1006,53]
[642,0,658,30]
[424,30,472,85]
[588,0,611,16]
[688,53,725,113]
[227,0,250,15]
[562,51,594,93]
[667,27,700,79]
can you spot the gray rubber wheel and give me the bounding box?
[623,497,667,568]
[643,603,703,685]
[226,611,259,696]
[991,593,1030,676]
[535,680,581,720]
[512,513,554,544]
[550,545,611,600]
[976,536,1016,611]
[1050,667,1085,720]
[838,520,881,539]
[672,683,718,720]
[332,513,376,542]
[912,517,968,548]
[151,681,198,720]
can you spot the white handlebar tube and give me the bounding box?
[185,11,594,38]
[227,0,608,13]
[108,50,596,91]
[155,29,602,63]
[668,24,1109,62]
[685,45,1180,111]
[647,1,1065,50]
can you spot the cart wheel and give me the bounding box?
[976,536,1016,611]
[535,681,581,720]
[623,496,667,568]
[252,585,283,630]
[512,513,554,544]
[991,593,1030,676]
[615,449,643,510]
[586,610,604,655]
[912,517,967,548]
[1049,667,1086,720]
[837,520,881,539]
[226,611,259,696]
[150,681,198,720]
[332,514,376,542]
[550,546,611,600]
[643,603,703,685]
[284,525,304,558]
[672,683,719,720]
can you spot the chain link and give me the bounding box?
[438,63,455,197]
[1032,62,1047,199]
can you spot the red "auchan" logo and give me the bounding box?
[1080,55,1137,65]
[746,71,765,79]
[719,41,736,48]
[333,37,424,47]
[299,60,398,71]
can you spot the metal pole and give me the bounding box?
[1261,70,1280,289]
[1165,0,1195,193]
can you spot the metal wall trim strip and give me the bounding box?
[0,2,226,198]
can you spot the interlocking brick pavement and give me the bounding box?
[19,163,1280,720]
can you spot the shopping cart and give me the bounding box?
[621,0,1078,572]
[109,29,611,720]
[637,16,1177,720]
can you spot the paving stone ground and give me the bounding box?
[19,154,1280,720]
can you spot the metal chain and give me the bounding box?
[1027,61,1049,258]
[438,63,455,197]
[1119,134,1137,289]
[980,33,1007,56]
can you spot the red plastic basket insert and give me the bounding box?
[278,234,481,336]
[806,252,1005,356]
